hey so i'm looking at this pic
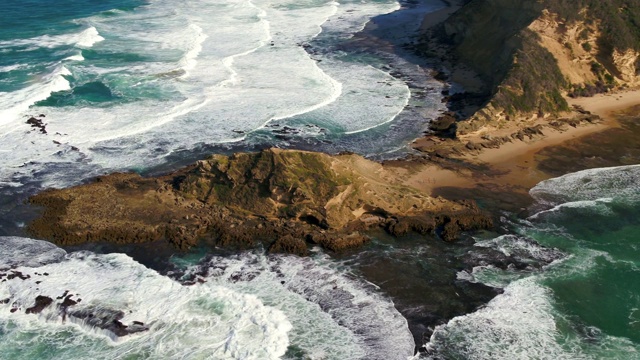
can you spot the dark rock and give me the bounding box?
[268,235,308,256]
[465,141,481,151]
[61,295,77,307]
[25,295,53,314]
[431,115,456,131]
[68,307,149,338]
[440,212,494,242]
[7,271,29,280]
[26,116,47,134]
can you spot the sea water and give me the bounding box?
[0,237,414,359]
[10,1,637,359]
[0,1,443,358]
[423,165,640,359]
[0,0,445,191]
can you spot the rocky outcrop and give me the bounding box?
[417,0,640,140]
[25,295,53,314]
[28,149,493,254]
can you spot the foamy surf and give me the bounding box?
[0,237,292,359]
[0,26,104,50]
[425,165,640,359]
[178,251,416,359]
[424,278,591,360]
[529,164,640,208]
[0,65,71,127]
[0,237,416,359]
[176,23,207,78]
[0,0,420,191]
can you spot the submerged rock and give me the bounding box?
[68,307,149,338]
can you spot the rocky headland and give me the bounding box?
[411,0,640,162]
[25,1,640,257]
[28,148,493,255]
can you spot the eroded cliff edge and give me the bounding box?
[417,0,640,138]
[28,149,492,255]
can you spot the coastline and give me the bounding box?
[392,89,640,215]
[420,0,464,31]
[4,0,640,357]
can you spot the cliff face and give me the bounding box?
[28,149,493,254]
[423,0,640,135]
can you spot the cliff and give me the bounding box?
[28,149,493,255]
[419,0,640,136]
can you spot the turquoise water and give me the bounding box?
[425,165,640,359]
[0,0,444,192]
[0,0,143,91]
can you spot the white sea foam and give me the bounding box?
[530,164,640,207]
[0,0,415,190]
[0,65,71,127]
[528,198,616,220]
[0,239,291,359]
[176,24,207,77]
[0,26,104,50]
[0,64,26,73]
[0,238,414,359]
[74,27,105,48]
[474,235,565,264]
[0,237,67,268]
[424,270,640,360]
[186,252,416,359]
[423,278,592,360]
[64,53,85,62]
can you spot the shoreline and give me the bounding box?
[394,89,640,213]
[5,1,640,356]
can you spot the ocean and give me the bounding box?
[1,0,640,359]
[0,0,445,191]
[424,165,640,359]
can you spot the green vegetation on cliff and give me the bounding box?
[546,0,640,52]
[424,0,640,121]
[490,30,569,116]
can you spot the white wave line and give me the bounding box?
[0,65,71,128]
[252,65,343,130]
[178,23,207,79]
[76,1,274,144]
[527,198,615,220]
[246,1,344,131]
[218,1,273,88]
[344,67,411,135]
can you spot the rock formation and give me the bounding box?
[28,149,493,254]
[417,0,640,137]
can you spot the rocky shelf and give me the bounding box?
[28,149,493,255]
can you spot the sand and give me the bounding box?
[568,89,640,121]
[398,90,640,199]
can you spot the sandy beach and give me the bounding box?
[398,89,640,203]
